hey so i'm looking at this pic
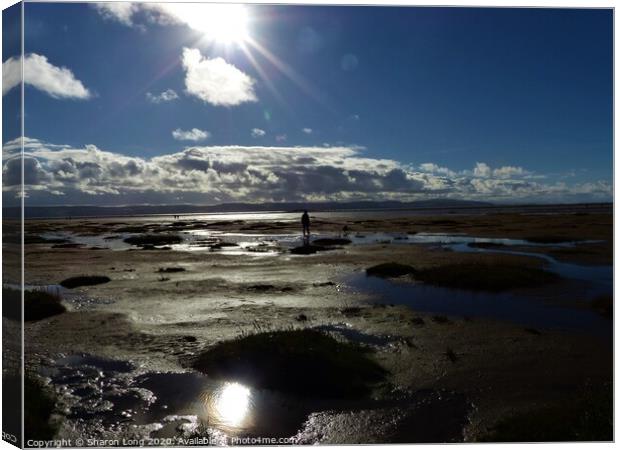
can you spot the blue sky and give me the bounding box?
[2,3,613,206]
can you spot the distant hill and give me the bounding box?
[7,199,495,219]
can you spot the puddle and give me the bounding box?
[449,242,612,294]
[40,353,471,444]
[346,273,609,335]
[41,229,605,260]
[39,354,336,441]
[341,232,611,335]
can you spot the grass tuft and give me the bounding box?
[192,329,387,398]
[366,263,416,278]
[3,287,66,322]
[59,275,111,289]
[124,234,182,247]
[415,264,559,292]
[157,267,186,273]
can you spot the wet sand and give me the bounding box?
[8,207,613,443]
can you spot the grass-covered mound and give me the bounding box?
[3,287,66,322]
[313,238,352,246]
[157,267,186,273]
[192,329,387,398]
[3,374,60,442]
[366,262,559,292]
[124,234,182,247]
[415,264,559,292]
[366,263,417,278]
[60,275,110,289]
[290,244,326,255]
[467,242,507,250]
[481,383,612,442]
[25,377,60,441]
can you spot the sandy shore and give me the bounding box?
[6,209,613,443]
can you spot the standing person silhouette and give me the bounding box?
[301,210,310,243]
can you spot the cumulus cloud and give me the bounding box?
[93,3,139,26]
[473,162,491,178]
[146,89,179,103]
[492,165,527,179]
[3,53,91,99]
[419,163,455,177]
[181,48,257,107]
[251,128,266,138]
[3,137,611,205]
[94,3,249,41]
[302,128,313,134]
[172,128,210,142]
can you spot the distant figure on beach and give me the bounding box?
[301,210,310,242]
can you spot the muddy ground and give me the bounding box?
[3,208,613,444]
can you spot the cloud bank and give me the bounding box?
[2,137,611,206]
[3,54,91,99]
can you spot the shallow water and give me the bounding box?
[449,242,612,293]
[40,353,468,443]
[344,239,612,335]
[40,353,314,440]
[41,229,600,257]
[345,273,609,335]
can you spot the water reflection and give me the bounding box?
[204,382,252,429]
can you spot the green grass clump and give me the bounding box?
[157,267,186,273]
[192,329,387,398]
[481,383,612,442]
[3,287,66,322]
[60,275,110,289]
[124,234,182,247]
[25,377,59,441]
[416,264,559,292]
[366,263,417,278]
[313,238,352,246]
[3,375,59,442]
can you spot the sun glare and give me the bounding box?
[212,382,251,427]
[166,4,250,44]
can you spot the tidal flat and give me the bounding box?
[5,205,612,444]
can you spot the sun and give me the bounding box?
[165,4,250,44]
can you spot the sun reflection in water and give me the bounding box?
[209,382,251,428]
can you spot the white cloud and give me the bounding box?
[146,89,179,103]
[3,53,91,99]
[93,3,139,26]
[181,48,257,107]
[492,165,527,179]
[473,162,491,178]
[302,128,313,134]
[276,134,287,142]
[93,3,249,41]
[3,137,611,205]
[172,128,210,142]
[419,163,455,177]
[251,128,266,138]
